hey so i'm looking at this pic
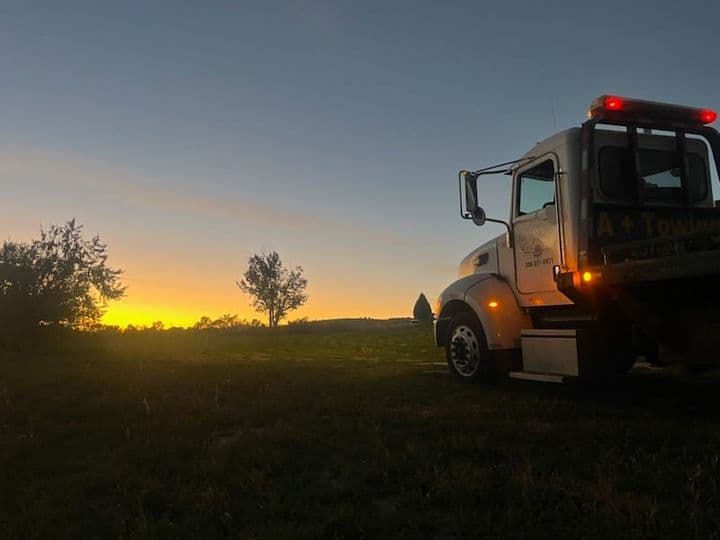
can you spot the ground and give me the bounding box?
[2,321,720,539]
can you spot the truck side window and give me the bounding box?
[598,147,635,200]
[517,160,555,215]
[599,146,708,203]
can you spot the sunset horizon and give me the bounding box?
[5,3,717,331]
[98,284,416,329]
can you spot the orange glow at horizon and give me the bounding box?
[101,296,412,328]
[100,269,418,328]
[101,304,226,328]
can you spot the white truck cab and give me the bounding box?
[434,96,720,382]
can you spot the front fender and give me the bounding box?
[435,274,529,350]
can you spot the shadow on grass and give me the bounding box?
[501,365,720,423]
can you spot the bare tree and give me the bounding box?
[236,251,308,327]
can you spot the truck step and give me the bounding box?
[508,371,569,383]
[520,328,580,376]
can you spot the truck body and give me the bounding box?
[434,96,720,382]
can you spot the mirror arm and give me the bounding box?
[485,218,513,247]
[470,155,536,175]
[459,169,514,246]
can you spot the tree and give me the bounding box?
[193,316,214,330]
[236,251,308,327]
[413,293,433,321]
[211,313,242,329]
[0,219,125,341]
[150,321,165,331]
[194,313,247,330]
[193,314,264,330]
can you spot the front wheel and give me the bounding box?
[445,313,493,383]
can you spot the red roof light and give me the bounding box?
[604,96,624,111]
[700,109,718,124]
[588,95,718,127]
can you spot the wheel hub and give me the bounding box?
[450,325,480,377]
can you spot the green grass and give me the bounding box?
[2,322,720,539]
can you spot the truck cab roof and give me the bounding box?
[516,128,581,167]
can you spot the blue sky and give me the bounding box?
[1,0,719,324]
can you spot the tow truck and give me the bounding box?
[434,95,720,382]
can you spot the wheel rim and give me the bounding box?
[450,325,481,377]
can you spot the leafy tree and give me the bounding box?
[413,293,433,321]
[0,219,125,342]
[193,314,264,330]
[236,251,308,327]
[194,316,214,330]
[150,321,165,331]
[211,313,241,329]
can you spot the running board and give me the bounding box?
[508,371,569,383]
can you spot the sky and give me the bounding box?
[1,0,720,327]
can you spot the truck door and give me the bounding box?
[512,157,562,294]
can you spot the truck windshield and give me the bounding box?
[599,146,708,203]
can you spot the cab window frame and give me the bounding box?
[515,158,557,217]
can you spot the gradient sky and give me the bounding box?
[2,1,720,326]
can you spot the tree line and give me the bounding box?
[1,219,432,347]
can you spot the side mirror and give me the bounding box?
[457,167,513,244]
[464,173,479,213]
[471,206,487,227]
[462,172,486,227]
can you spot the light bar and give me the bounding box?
[587,95,717,127]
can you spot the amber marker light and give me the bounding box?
[582,271,593,283]
[488,300,499,309]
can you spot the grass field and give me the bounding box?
[2,321,720,539]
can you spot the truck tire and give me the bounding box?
[611,321,638,375]
[591,323,636,376]
[609,348,637,374]
[445,312,494,383]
